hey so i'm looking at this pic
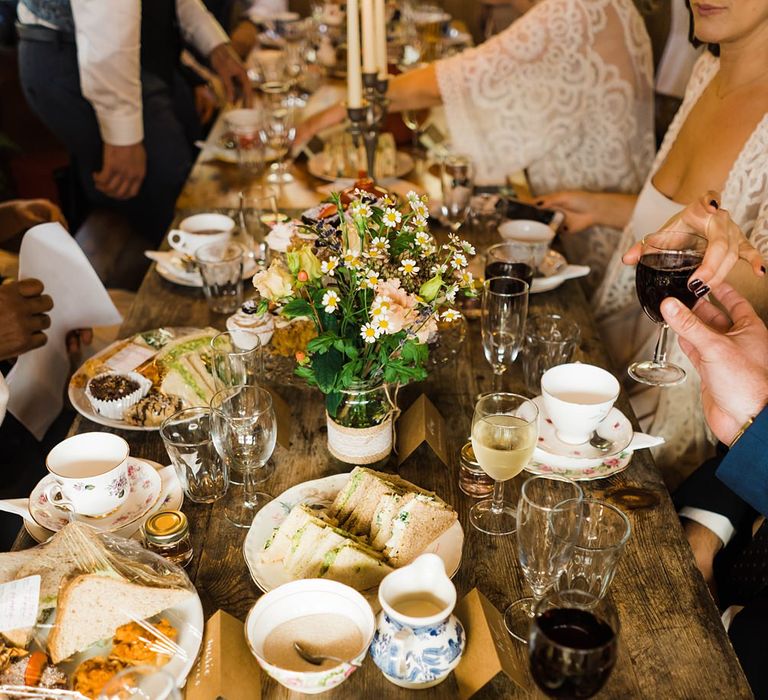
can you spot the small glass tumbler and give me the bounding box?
[195,241,245,314]
[521,314,581,395]
[211,330,264,390]
[225,108,264,175]
[160,407,229,504]
[557,498,631,601]
[458,441,494,497]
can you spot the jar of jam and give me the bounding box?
[459,442,494,497]
[143,511,193,567]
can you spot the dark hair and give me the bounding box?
[686,0,720,56]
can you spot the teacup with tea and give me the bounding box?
[168,213,235,256]
[44,432,130,518]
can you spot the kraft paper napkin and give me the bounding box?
[6,223,122,439]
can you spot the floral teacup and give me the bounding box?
[44,432,130,518]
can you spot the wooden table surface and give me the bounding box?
[15,126,751,698]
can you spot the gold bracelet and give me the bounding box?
[729,416,755,448]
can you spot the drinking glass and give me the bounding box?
[260,90,298,185]
[211,330,263,389]
[440,153,474,233]
[529,589,619,699]
[160,407,229,504]
[504,476,583,643]
[521,314,581,395]
[628,230,707,386]
[225,108,264,175]
[195,241,245,314]
[256,49,290,86]
[484,241,537,289]
[481,276,529,392]
[240,187,279,267]
[98,666,180,700]
[470,392,539,536]
[558,499,631,601]
[211,385,277,528]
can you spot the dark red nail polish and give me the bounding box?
[709,199,719,209]
[535,200,544,206]
[761,266,766,274]
[694,284,711,299]
[688,278,703,292]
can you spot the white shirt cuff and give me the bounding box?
[679,506,736,547]
[95,112,144,147]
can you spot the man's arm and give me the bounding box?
[70,0,146,200]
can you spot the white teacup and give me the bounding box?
[44,432,130,518]
[541,363,620,445]
[498,219,555,268]
[168,214,235,256]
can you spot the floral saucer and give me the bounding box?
[532,396,633,467]
[29,458,162,533]
[525,451,633,482]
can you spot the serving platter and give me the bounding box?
[308,151,415,182]
[243,473,464,596]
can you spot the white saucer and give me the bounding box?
[532,396,633,465]
[531,250,590,294]
[29,458,162,533]
[156,252,260,288]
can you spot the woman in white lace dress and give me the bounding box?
[297,0,655,289]
[540,1,768,485]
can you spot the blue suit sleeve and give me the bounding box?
[717,407,768,518]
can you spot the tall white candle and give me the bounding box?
[374,0,387,79]
[361,0,376,75]
[346,0,363,108]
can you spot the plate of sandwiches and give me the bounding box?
[69,327,222,430]
[243,468,464,599]
[0,523,202,698]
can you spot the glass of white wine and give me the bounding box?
[470,392,539,536]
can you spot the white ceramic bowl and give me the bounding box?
[540,363,620,445]
[498,219,555,267]
[245,579,375,695]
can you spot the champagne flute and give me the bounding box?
[504,475,583,643]
[440,153,474,233]
[239,187,279,266]
[211,385,276,528]
[481,276,529,392]
[628,230,707,386]
[260,88,298,185]
[529,589,619,699]
[470,392,539,536]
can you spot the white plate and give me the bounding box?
[525,451,633,481]
[532,396,633,464]
[531,250,590,294]
[29,458,162,533]
[155,253,260,288]
[24,461,184,544]
[243,473,464,595]
[69,327,204,432]
[308,151,415,181]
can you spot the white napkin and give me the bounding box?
[144,250,197,279]
[627,432,665,451]
[6,224,122,439]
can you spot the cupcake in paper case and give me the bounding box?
[227,300,275,349]
[85,372,152,420]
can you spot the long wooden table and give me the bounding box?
[15,139,752,698]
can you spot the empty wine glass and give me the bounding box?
[260,87,298,185]
[240,187,279,266]
[211,331,263,389]
[504,476,583,643]
[211,385,276,528]
[529,589,619,699]
[629,230,708,386]
[481,276,529,392]
[440,153,474,233]
[470,392,539,536]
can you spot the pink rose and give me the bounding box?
[375,279,436,341]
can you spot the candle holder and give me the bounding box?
[345,72,389,181]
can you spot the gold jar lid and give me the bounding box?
[460,442,480,468]
[144,510,189,544]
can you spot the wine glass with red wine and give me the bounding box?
[485,242,537,290]
[628,230,708,386]
[529,590,619,699]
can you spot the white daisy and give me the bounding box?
[461,240,476,256]
[343,249,362,269]
[450,253,468,270]
[458,269,474,286]
[360,323,379,343]
[442,308,461,322]
[382,208,402,228]
[321,256,340,276]
[415,231,432,247]
[411,201,429,219]
[360,269,381,289]
[431,263,448,276]
[372,315,393,334]
[368,236,390,257]
[445,284,458,302]
[322,290,340,313]
[371,295,391,313]
[406,191,420,206]
[412,214,428,229]
[399,258,420,275]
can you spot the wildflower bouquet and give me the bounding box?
[253,190,475,418]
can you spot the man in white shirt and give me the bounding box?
[17,0,251,242]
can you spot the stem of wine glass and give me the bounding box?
[243,465,261,507]
[653,323,670,365]
[490,479,505,515]
[493,368,504,392]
